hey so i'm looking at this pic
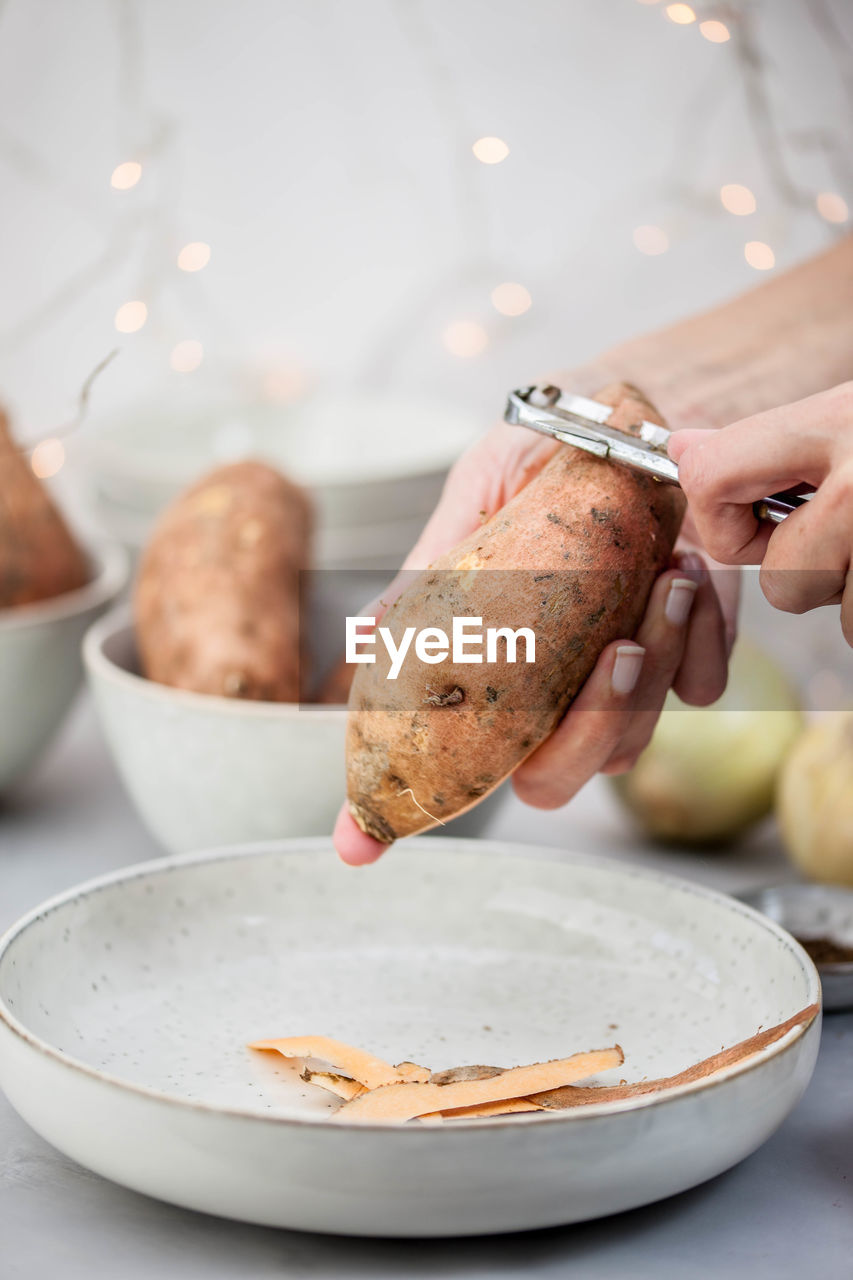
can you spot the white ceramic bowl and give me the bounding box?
[83,608,502,853]
[0,541,128,792]
[0,839,821,1237]
[83,610,348,853]
[87,392,480,569]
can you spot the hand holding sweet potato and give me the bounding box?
[341,384,693,851]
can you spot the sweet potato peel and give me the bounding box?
[395,1061,432,1084]
[299,1069,366,1101]
[249,1005,817,1124]
[248,1035,407,1089]
[419,1097,545,1123]
[529,1004,820,1111]
[329,1048,625,1124]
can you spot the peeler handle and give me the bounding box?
[753,492,813,524]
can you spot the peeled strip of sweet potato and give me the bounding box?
[249,1035,409,1089]
[346,383,686,843]
[134,460,311,701]
[300,1069,366,1101]
[330,1047,624,1124]
[530,1005,819,1110]
[0,407,89,608]
[420,1097,545,1123]
[429,1064,504,1085]
[395,1060,432,1084]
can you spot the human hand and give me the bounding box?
[334,413,738,866]
[669,382,853,645]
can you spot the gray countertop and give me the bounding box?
[2,695,851,1278]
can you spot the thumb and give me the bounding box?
[667,427,715,464]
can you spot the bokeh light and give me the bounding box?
[114,300,148,333]
[442,321,488,358]
[632,225,669,255]
[665,4,696,24]
[699,20,730,42]
[110,161,142,190]
[30,438,65,479]
[177,241,211,272]
[170,340,204,372]
[472,137,509,165]
[816,192,849,224]
[490,283,532,316]
[744,241,775,271]
[720,184,756,215]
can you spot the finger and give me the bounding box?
[671,390,836,497]
[599,569,698,773]
[671,554,731,705]
[670,391,839,564]
[333,804,388,866]
[842,571,853,648]
[512,641,645,809]
[758,474,852,615]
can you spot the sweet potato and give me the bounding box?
[134,461,311,700]
[346,384,685,841]
[0,408,89,608]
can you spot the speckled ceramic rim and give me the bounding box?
[0,541,128,632]
[83,606,348,718]
[0,839,822,1131]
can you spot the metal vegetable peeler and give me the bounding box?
[504,384,811,524]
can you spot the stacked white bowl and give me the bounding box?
[85,391,482,570]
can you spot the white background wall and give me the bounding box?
[0,0,850,438]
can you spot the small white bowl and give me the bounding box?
[86,392,480,569]
[0,541,128,791]
[83,609,348,853]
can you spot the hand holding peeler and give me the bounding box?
[504,384,811,524]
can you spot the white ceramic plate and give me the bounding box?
[0,839,820,1237]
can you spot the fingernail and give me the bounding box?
[677,552,708,584]
[665,577,698,626]
[611,645,645,696]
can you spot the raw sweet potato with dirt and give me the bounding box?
[346,384,685,842]
[0,408,89,608]
[134,461,311,701]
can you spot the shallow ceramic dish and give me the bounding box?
[83,611,499,852]
[0,839,820,1237]
[0,541,127,791]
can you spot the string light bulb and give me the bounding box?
[491,283,532,316]
[177,242,211,272]
[744,241,775,271]
[263,366,307,403]
[720,184,756,215]
[442,321,488,358]
[665,4,696,23]
[700,20,730,42]
[170,340,204,372]
[472,137,509,165]
[114,300,147,333]
[632,225,669,255]
[110,161,142,190]
[30,438,65,479]
[816,192,849,224]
